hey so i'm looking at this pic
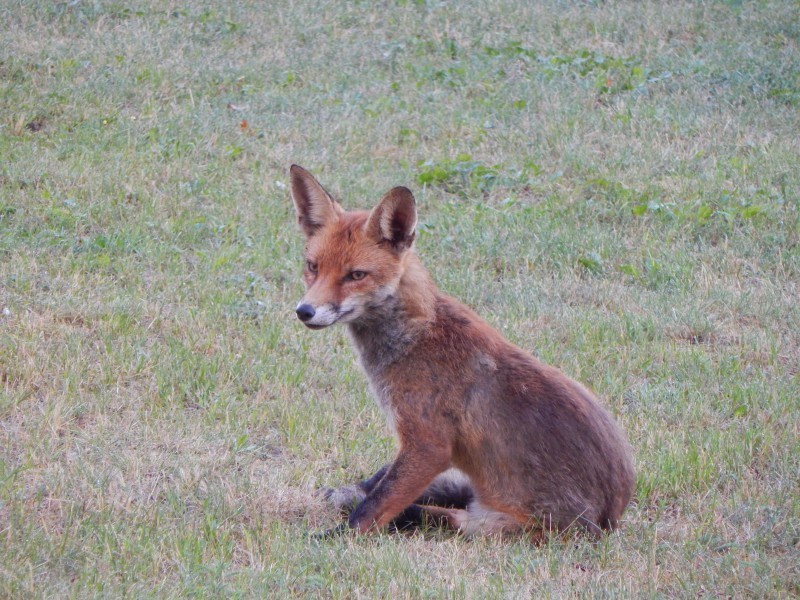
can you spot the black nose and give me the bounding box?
[296,304,315,322]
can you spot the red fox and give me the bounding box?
[289,165,635,539]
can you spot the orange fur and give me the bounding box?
[289,165,635,538]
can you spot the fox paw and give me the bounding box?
[320,485,366,513]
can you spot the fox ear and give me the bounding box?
[289,165,344,238]
[366,186,417,252]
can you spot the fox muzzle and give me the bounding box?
[295,301,344,329]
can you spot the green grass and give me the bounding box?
[1,0,798,597]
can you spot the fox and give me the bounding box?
[289,164,635,539]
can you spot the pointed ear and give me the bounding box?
[365,186,417,252]
[289,165,344,238]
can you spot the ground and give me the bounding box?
[0,1,798,597]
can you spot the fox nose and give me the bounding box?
[296,304,316,323]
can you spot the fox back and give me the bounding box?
[290,165,635,538]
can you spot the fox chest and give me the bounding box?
[347,324,411,437]
[366,378,400,438]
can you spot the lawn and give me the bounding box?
[1,0,798,597]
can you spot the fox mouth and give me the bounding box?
[298,308,355,329]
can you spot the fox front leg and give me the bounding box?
[348,447,450,533]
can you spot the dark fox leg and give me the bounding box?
[322,464,389,513]
[365,468,474,532]
[325,465,473,508]
[361,464,389,492]
[323,466,476,533]
[370,466,474,507]
[388,504,449,532]
[388,470,476,531]
[347,448,451,533]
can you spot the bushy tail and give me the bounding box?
[389,469,475,532]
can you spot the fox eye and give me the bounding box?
[348,270,367,281]
[306,261,318,273]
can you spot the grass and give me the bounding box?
[1,0,798,597]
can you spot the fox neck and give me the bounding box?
[346,253,436,373]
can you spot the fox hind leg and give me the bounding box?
[420,502,527,536]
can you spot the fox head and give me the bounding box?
[289,165,418,329]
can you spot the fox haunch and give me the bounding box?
[289,165,635,538]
